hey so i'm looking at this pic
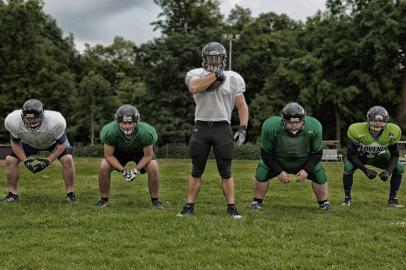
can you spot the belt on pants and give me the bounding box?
[195,120,229,127]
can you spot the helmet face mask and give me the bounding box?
[281,102,306,134]
[21,99,44,130]
[201,42,227,72]
[367,106,389,134]
[115,105,140,138]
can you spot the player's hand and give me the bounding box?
[32,158,51,173]
[214,69,226,82]
[278,171,290,184]
[122,168,137,182]
[379,171,391,182]
[296,170,308,182]
[364,168,377,180]
[233,125,247,145]
[23,159,36,173]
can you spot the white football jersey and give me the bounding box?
[5,110,67,149]
[185,68,246,122]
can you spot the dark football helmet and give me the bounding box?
[281,102,305,134]
[21,99,44,130]
[115,105,140,137]
[367,106,389,133]
[201,42,227,72]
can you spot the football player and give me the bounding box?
[2,99,76,203]
[342,106,403,207]
[177,41,249,218]
[96,105,162,209]
[250,102,330,210]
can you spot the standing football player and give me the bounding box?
[177,41,249,218]
[342,106,403,207]
[96,104,162,209]
[250,102,330,210]
[2,99,76,203]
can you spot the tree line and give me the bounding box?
[0,0,405,146]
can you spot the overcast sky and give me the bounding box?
[42,0,327,52]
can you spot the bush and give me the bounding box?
[71,143,261,160]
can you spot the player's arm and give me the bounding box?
[304,124,323,173]
[47,133,68,162]
[10,136,27,162]
[386,143,400,173]
[260,121,282,174]
[135,145,154,171]
[235,94,248,128]
[188,73,217,94]
[104,144,125,171]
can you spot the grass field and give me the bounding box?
[0,158,405,270]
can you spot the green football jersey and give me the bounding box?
[100,121,158,154]
[261,116,323,171]
[347,122,401,158]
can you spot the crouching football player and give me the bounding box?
[2,99,76,203]
[250,102,330,210]
[342,106,403,207]
[96,105,162,209]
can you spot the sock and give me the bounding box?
[101,197,109,202]
[343,173,353,198]
[151,197,159,203]
[318,200,328,205]
[67,192,75,197]
[227,203,236,209]
[8,192,18,198]
[253,198,263,204]
[185,202,194,208]
[389,174,402,200]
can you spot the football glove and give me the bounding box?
[122,168,137,182]
[23,159,36,173]
[32,158,51,173]
[214,69,226,82]
[364,168,377,180]
[233,125,247,145]
[379,171,391,182]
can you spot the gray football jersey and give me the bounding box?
[185,68,245,122]
[5,110,66,149]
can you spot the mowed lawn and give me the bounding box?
[0,158,405,270]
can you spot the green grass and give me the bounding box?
[0,159,405,270]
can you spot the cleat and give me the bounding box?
[251,201,262,210]
[176,204,194,217]
[96,199,109,208]
[66,192,77,204]
[152,200,164,209]
[388,199,404,208]
[0,192,19,202]
[227,206,242,219]
[342,197,352,206]
[319,201,331,210]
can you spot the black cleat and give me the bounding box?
[177,204,194,217]
[319,201,331,210]
[66,192,77,204]
[0,192,19,202]
[388,199,404,208]
[152,200,164,209]
[96,199,109,208]
[250,201,262,210]
[342,197,352,206]
[227,206,242,219]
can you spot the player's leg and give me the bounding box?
[2,143,37,202]
[59,153,76,203]
[310,163,330,210]
[370,153,404,207]
[342,158,357,206]
[212,124,241,218]
[97,159,115,208]
[144,159,162,208]
[178,126,211,216]
[251,160,273,209]
[1,155,20,202]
